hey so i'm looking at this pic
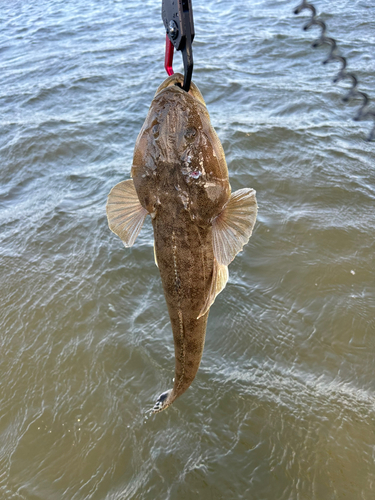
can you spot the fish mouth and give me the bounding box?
[154,73,206,105]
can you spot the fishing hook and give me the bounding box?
[294,0,375,141]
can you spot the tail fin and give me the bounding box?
[153,389,173,413]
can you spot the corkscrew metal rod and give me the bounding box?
[294,0,375,141]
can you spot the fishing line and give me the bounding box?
[294,0,375,141]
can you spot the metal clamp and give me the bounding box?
[162,0,195,92]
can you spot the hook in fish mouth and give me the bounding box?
[152,390,172,413]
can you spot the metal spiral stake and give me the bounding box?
[294,0,375,141]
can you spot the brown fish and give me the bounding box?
[106,73,257,413]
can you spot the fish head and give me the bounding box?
[132,74,230,221]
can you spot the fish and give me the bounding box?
[106,73,257,413]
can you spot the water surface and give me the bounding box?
[1,0,374,499]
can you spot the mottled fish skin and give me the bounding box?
[151,205,214,411]
[132,76,230,224]
[106,73,257,413]
[132,75,230,412]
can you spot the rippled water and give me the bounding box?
[1,0,375,498]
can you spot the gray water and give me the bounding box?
[1,1,375,499]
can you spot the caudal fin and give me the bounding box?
[153,389,173,413]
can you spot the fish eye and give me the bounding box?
[184,127,197,141]
[152,123,159,139]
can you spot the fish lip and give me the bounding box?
[154,84,186,101]
[154,74,185,98]
[152,87,209,125]
[154,73,206,105]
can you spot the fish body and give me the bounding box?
[106,74,257,412]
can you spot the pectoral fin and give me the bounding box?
[106,179,148,247]
[197,258,228,319]
[212,188,257,266]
